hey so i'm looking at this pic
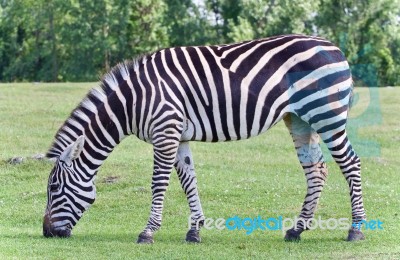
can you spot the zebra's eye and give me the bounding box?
[50,183,60,192]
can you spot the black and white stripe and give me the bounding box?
[43,34,366,242]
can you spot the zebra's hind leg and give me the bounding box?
[283,114,328,241]
[318,129,366,241]
[137,137,180,244]
[174,142,205,243]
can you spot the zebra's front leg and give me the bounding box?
[137,139,180,244]
[283,114,328,241]
[174,142,205,243]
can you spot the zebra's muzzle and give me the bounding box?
[43,215,71,238]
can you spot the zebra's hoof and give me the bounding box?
[347,227,365,241]
[186,229,201,243]
[137,231,154,244]
[284,228,301,242]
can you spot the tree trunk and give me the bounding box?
[49,1,58,82]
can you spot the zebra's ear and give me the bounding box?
[60,136,85,164]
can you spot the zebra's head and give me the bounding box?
[43,136,96,238]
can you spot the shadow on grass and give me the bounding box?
[2,232,135,244]
[2,228,367,246]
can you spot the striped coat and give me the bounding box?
[43,34,366,243]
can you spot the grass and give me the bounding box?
[0,83,399,259]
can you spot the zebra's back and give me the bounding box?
[152,34,352,142]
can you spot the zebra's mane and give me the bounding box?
[46,54,147,159]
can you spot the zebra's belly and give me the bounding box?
[180,114,279,143]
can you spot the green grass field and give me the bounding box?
[0,83,399,259]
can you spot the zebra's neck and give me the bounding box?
[47,59,148,175]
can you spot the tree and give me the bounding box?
[0,0,169,82]
[0,0,57,81]
[316,0,400,86]
[0,0,398,85]
[223,0,318,42]
[58,0,169,81]
[163,0,218,46]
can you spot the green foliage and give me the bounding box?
[0,0,55,81]
[225,0,318,41]
[0,0,169,82]
[0,0,399,85]
[316,0,400,86]
[165,0,216,46]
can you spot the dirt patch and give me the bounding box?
[31,153,46,160]
[7,157,24,165]
[102,176,120,184]
[6,153,50,165]
[132,186,147,193]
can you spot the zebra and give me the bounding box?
[43,34,367,243]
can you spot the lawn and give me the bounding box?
[0,83,399,259]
